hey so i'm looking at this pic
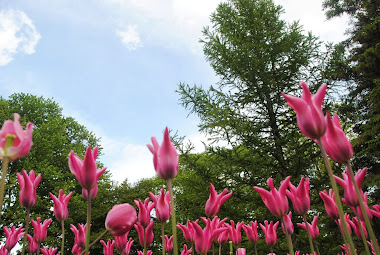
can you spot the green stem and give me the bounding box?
[353,208,371,255]
[0,156,9,213]
[85,189,91,254]
[302,214,316,255]
[281,216,294,255]
[219,243,222,255]
[317,139,356,255]
[21,207,31,255]
[80,229,109,255]
[270,245,273,255]
[229,241,233,255]
[61,220,65,255]
[346,162,380,255]
[162,222,166,255]
[254,243,258,255]
[313,240,321,255]
[167,180,178,255]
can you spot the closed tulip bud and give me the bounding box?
[334,167,366,207]
[105,203,137,236]
[31,217,52,244]
[100,239,115,255]
[40,247,58,255]
[281,212,294,235]
[134,198,155,227]
[70,224,87,248]
[0,113,34,161]
[254,177,291,218]
[17,169,41,209]
[181,244,193,255]
[68,146,106,190]
[242,221,259,244]
[49,189,72,222]
[27,234,39,254]
[147,127,178,180]
[321,113,353,163]
[237,248,246,255]
[205,183,233,218]
[149,187,171,223]
[4,226,24,251]
[286,177,310,215]
[260,220,279,247]
[297,216,319,239]
[82,183,98,200]
[282,82,327,139]
[319,189,339,220]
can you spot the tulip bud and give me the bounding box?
[205,183,233,218]
[31,217,52,244]
[4,226,24,251]
[70,224,87,248]
[100,239,115,255]
[49,189,72,222]
[17,169,41,209]
[40,247,58,255]
[260,220,279,247]
[105,203,137,236]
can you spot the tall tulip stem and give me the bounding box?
[162,222,166,255]
[167,179,178,255]
[80,229,109,255]
[302,214,316,255]
[61,220,65,255]
[281,216,294,255]
[21,207,31,255]
[317,139,356,255]
[0,156,9,213]
[85,189,91,254]
[254,243,258,255]
[346,162,380,255]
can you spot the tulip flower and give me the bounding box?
[337,213,352,236]
[16,169,41,209]
[105,203,137,236]
[149,187,171,223]
[0,113,34,161]
[72,244,82,255]
[27,234,39,254]
[286,177,310,215]
[282,82,327,139]
[134,198,155,228]
[31,218,52,244]
[254,176,291,218]
[70,224,87,248]
[137,250,152,255]
[217,226,230,245]
[82,184,98,200]
[205,183,233,218]
[162,235,173,252]
[177,220,198,243]
[114,232,129,253]
[4,226,25,251]
[228,220,243,246]
[123,238,134,255]
[40,247,58,255]
[201,216,228,242]
[319,189,339,220]
[260,221,279,247]
[49,189,72,222]
[181,244,193,255]
[321,112,353,164]
[237,248,246,255]
[298,216,319,239]
[135,221,154,247]
[191,220,225,255]
[68,146,106,190]
[147,127,178,180]
[368,241,376,255]
[281,212,294,235]
[100,239,115,255]
[343,192,378,221]
[242,221,259,244]
[373,205,380,219]
[0,246,6,255]
[334,167,366,207]
[349,217,367,239]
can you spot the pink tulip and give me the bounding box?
[0,246,7,255]
[367,241,376,255]
[4,226,24,251]
[82,183,98,200]
[135,221,154,247]
[70,224,87,248]
[40,247,58,255]
[228,220,243,246]
[0,113,33,161]
[177,220,198,243]
[147,127,178,180]
[122,238,134,255]
[100,239,115,255]
[237,248,246,255]
[349,217,367,239]
[373,204,380,219]
[149,187,171,223]
[242,221,259,244]
[114,232,129,253]
[337,213,352,236]
[16,169,41,209]
[31,217,52,244]
[343,192,376,221]
[298,216,319,239]
[71,244,82,255]
[217,226,230,245]
[201,216,228,242]
[282,82,327,139]
[68,145,106,190]
[137,250,152,255]
[27,234,39,254]
[105,203,137,236]
[286,177,310,215]
[205,183,233,218]
[162,235,173,252]
[321,112,353,163]
[49,189,72,222]
[254,177,291,218]
[334,167,366,207]
[134,198,155,227]
[281,212,294,235]
[181,244,193,255]
[191,219,225,255]
[319,189,339,220]
[260,220,279,247]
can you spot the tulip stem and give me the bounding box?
[0,156,9,214]
[85,189,91,254]
[162,223,166,255]
[229,241,233,255]
[302,214,316,255]
[317,139,356,255]
[313,240,320,255]
[80,229,108,255]
[61,220,65,255]
[346,162,380,255]
[144,229,147,255]
[254,243,258,255]
[21,207,31,255]
[353,208,371,255]
[167,180,178,255]
[219,243,222,255]
[270,246,273,255]
[281,216,294,255]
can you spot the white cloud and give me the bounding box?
[116,25,142,51]
[0,9,41,66]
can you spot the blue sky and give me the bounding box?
[0,0,349,184]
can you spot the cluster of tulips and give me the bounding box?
[0,82,379,255]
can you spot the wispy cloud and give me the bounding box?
[116,25,142,51]
[0,9,41,66]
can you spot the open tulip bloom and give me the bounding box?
[297,216,319,240]
[260,220,279,247]
[31,217,52,244]
[205,183,233,218]
[4,226,25,251]
[286,177,310,216]
[100,239,115,255]
[49,189,72,222]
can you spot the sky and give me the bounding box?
[0,0,349,184]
